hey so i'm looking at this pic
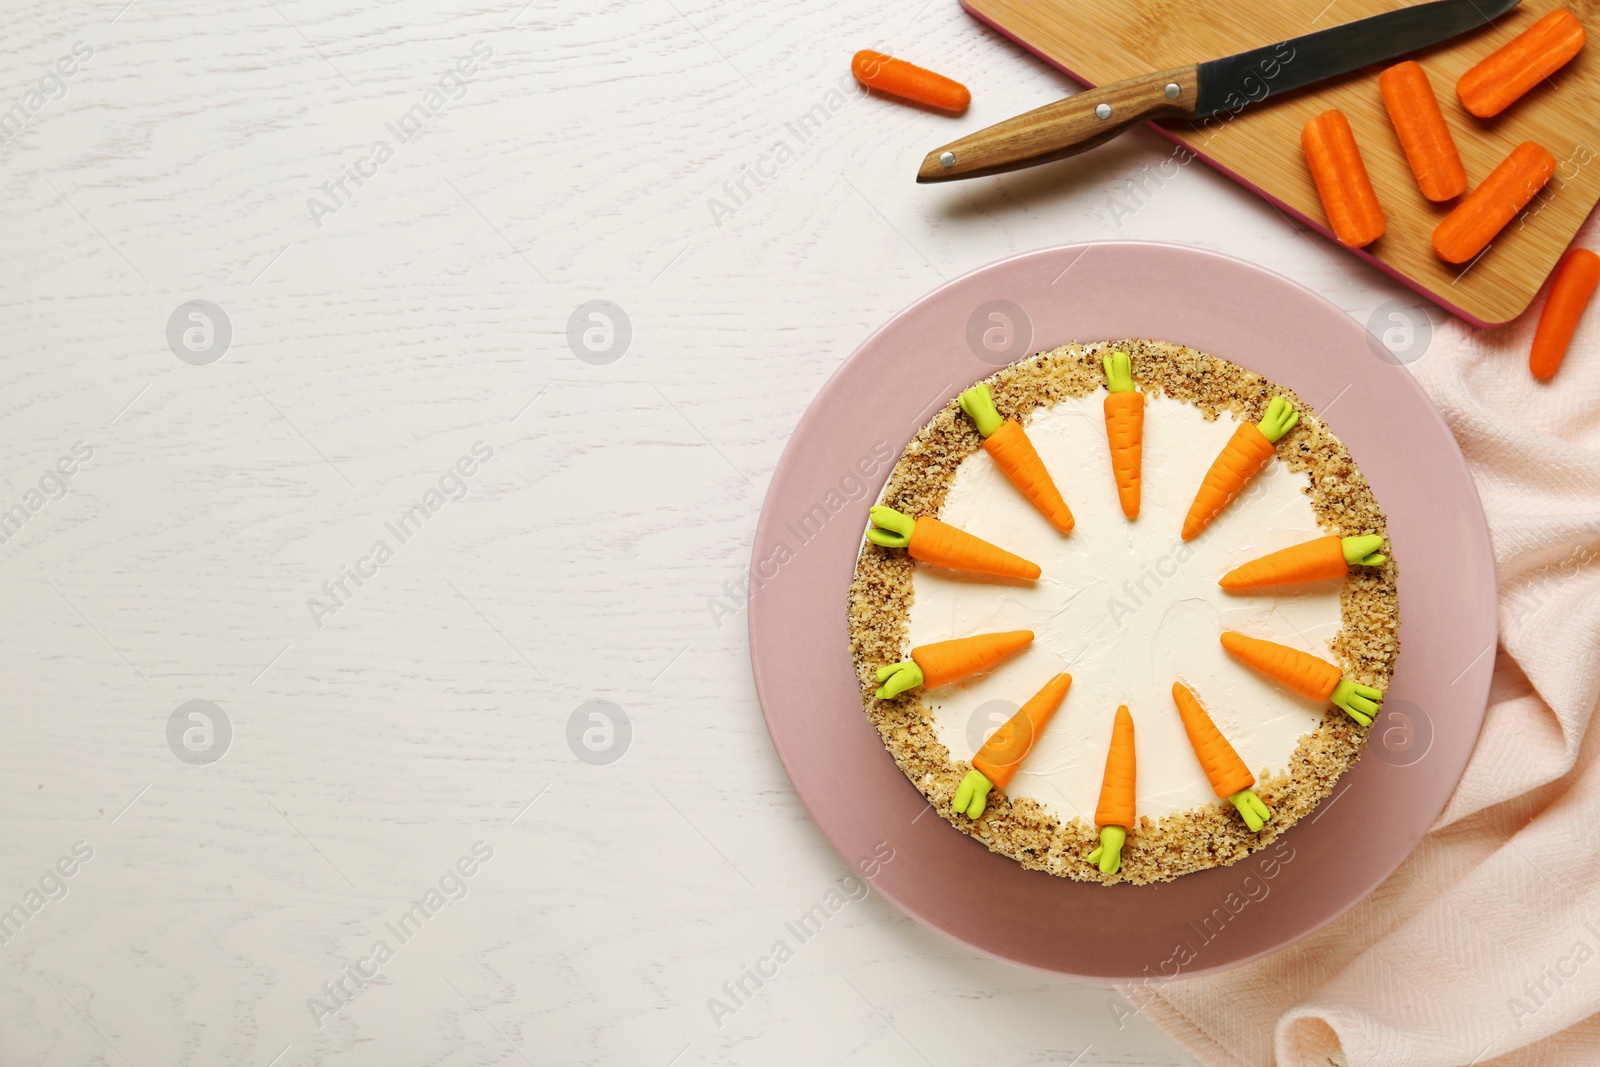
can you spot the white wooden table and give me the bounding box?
[0,1,1422,1063]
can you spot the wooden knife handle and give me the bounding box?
[917,65,1201,182]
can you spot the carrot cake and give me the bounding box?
[846,340,1399,884]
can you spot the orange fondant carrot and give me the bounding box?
[1094,705,1136,829]
[911,516,1039,578]
[1219,534,1387,590]
[1222,536,1345,589]
[1184,427,1272,539]
[1433,142,1556,264]
[867,506,1041,580]
[1171,682,1253,799]
[1102,350,1144,519]
[1531,248,1600,381]
[912,630,1034,689]
[1104,393,1144,518]
[1457,8,1586,118]
[1182,396,1298,541]
[985,422,1075,533]
[960,385,1074,533]
[972,673,1071,788]
[852,50,970,113]
[1302,109,1385,248]
[875,629,1034,699]
[1379,61,1467,202]
[1220,631,1342,702]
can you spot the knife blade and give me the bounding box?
[917,0,1521,182]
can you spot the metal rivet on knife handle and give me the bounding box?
[939,151,956,168]
[1165,82,1181,100]
[1095,103,1112,120]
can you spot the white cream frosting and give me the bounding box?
[902,392,1344,822]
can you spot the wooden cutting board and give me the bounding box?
[962,0,1600,326]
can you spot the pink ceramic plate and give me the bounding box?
[748,242,1495,978]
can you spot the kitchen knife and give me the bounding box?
[917,0,1521,182]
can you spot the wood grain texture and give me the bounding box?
[0,0,1460,1061]
[962,0,1600,325]
[919,65,1200,179]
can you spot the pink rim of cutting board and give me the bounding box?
[958,0,1579,330]
[748,241,1495,979]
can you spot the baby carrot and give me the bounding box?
[1379,61,1466,202]
[1220,630,1385,726]
[1102,350,1144,519]
[852,50,970,114]
[959,384,1074,533]
[1457,8,1586,118]
[1219,534,1386,590]
[1172,682,1272,831]
[1182,396,1298,541]
[1088,705,1136,875]
[1433,142,1556,264]
[1302,109,1386,248]
[867,506,1041,580]
[873,629,1034,699]
[1530,248,1600,381]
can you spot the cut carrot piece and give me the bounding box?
[1457,9,1586,118]
[1302,110,1386,248]
[1531,248,1600,381]
[911,630,1034,689]
[1220,631,1342,702]
[972,673,1072,788]
[852,50,970,113]
[1094,705,1137,829]
[1379,61,1467,201]
[1171,682,1254,799]
[1102,351,1144,519]
[1433,142,1556,264]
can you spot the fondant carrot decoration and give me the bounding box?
[1379,61,1466,202]
[1221,630,1385,726]
[851,50,971,114]
[958,384,1074,533]
[1102,350,1144,519]
[953,672,1072,818]
[867,506,1041,580]
[874,629,1034,699]
[1087,704,1135,875]
[1171,682,1271,832]
[1219,534,1386,590]
[1531,248,1600,382]
[1457,8,1586,119]
[1302,109,1385,248]
[1181,396,1298,541]
[1433,142,1556,265]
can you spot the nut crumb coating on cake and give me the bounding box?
[845,341,1400,885]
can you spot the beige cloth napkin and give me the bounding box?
[1126,234,1600,1067]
